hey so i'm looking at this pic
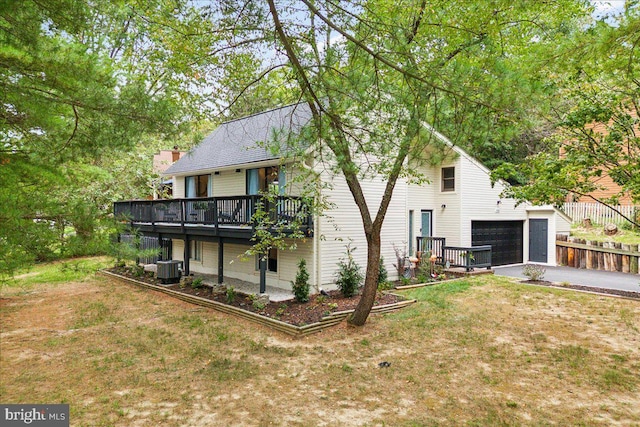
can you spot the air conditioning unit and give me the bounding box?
[157,260,182,284]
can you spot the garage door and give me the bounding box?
[472,221,523,266]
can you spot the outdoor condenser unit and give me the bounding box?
[157,260,182,283]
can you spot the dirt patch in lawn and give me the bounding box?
[521,279,640,300]
[106,266,401,326]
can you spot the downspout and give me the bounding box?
[300,158,321,292]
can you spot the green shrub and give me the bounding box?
[191,277,204,289]
[378,257,388,284]
[522,264,546,281]
[252,300,266,310]
[131,264,144,278]
[226,286,236,304]
[335,245,363,297]
[291,258,310,303]
[377,257,394,291]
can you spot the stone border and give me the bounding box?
[98,270,416,337]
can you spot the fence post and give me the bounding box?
[631,245,639,274]
[622,244,630,273]
[567,237,575,267]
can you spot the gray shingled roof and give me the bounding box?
[164,103,312,176]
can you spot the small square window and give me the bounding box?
[441,167,455,192]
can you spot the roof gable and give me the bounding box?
[165,103,312,175]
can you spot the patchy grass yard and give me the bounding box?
[1,259,639,426]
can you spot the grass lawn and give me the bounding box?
[1,259,639,426]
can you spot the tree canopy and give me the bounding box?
[0,0,210,275]
[202,0,593,324]
[493,2,640,226]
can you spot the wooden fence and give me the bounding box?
[556,235,639,274]
[562,202,638,226]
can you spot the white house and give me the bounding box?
[114,103,570,294]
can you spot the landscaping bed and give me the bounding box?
[104,266,411,332]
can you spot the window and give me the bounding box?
[409,210,414,255]
[268,247,278,272]
[190,240,202,261]
[185,174,210,198]
[441,167,455,192]
[246,166,285,195]
[256,247,278,273]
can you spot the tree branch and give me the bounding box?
[298,0,497,111]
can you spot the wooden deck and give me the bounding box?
[114,195,313,239]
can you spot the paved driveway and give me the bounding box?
[494,265,640,294]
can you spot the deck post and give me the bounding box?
[218,238,224,284]
[183,236,190,275]
[259,251,267,294]
[158,234,164,261]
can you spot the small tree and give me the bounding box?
[336,245,363,298]
[378,257,388,284]
[291,258,311,302]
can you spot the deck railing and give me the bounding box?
[114,195,313,234]
[416,236,446,260]
[442,245,492,271]
[416,236,492,271]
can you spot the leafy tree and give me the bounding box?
[0,0,211,276]
[177,0,588,324]
[493,3,640,226]
[252,0,590,325]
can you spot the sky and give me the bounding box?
[591,0,626,21]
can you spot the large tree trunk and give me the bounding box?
[348,228,381,326]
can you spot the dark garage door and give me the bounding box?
[472,221,523,266]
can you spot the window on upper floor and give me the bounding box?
[185,174,211,198]
[441,167,455,192]
[246,166,285,195]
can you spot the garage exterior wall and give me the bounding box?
[526,207,571,266]
[458,152,529,247]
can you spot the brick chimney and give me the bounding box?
[171,145,180,162]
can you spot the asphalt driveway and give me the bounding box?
[494,265,640,294]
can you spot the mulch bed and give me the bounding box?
[106,266,402,326]
[521,279,640,300]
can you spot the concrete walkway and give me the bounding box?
[197,273,294,302]
[494,264,639,294]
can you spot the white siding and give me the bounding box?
[172,239,314,291]
[212,170,246,196]
[406,158,462,248]
[173,239,184,262]
[457,152,528,246]
[526,206,572,266]
[315,164,407,286]
[173,176,185,198]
